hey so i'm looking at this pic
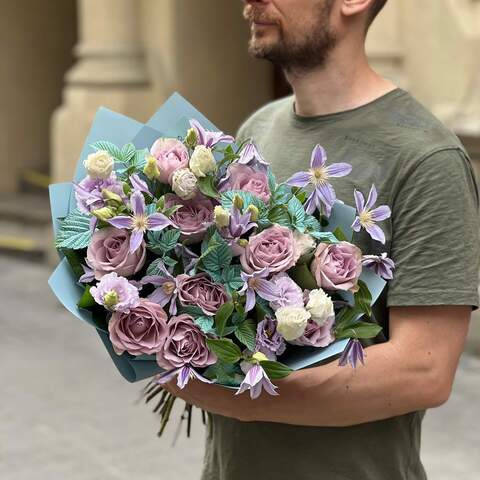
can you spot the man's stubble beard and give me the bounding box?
[247,1,337,74]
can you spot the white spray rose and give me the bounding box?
[275,306,311,341]
[293,230,316,257]
[306,289,335,326]
[189,145,216,177]
[171,168,198,200]
[84,150,114,179]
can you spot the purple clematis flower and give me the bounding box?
[174,244,199,274]
[154,365,213,389]
[79,263,95,284]
[107,190,172,254]
[286,144,352,217]
[339,338,365,368]
[189,119,234,148]
[362,252,395,280]
[141,267,179,315]
[351,184,391,244]
[129,173,150,195]
[223,207,257,241]
[235,364,279,399]
[239,267,279,312]
[238,142,269,171]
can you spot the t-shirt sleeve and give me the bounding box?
[387,148,480,310]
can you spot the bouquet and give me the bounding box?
[49,93,394,436]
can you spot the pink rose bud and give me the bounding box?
[150,138,189,184]
[220,163,271,203]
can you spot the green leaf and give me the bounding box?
[268,205,292,227]
[220,190,265,212]
[163,256,177,268]
[336,322,382,340]
[55,209,92,250]
[121,143,136,162]
[194,316,214,334]
[274,184,293,204]
[310,231,339,243]
[132,148,148,170]
[204,360,241,386]
[222,264,244,294]
[234,319,257,351]
[146,258,167,276]
[198,175,219,199]
[259,360,293,380]
[61,248,87,279]
[215,302,234,336]
[200,233,232,273]
[90,141,123,161]
[354,280,372,317]
[333,226,348,242]
[288,262,318,290]
[147,229,180,255]
[334,305,362,331]
[255,297,274,319]
[179,305,205,316]
[78,285,96,309]
[287,196,306,228]
[206,338,242,363]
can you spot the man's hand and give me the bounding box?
[163,305,471,426]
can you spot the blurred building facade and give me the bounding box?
[0,0,479,189]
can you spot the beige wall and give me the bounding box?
[142,0,272,136]
[0,0,76,193]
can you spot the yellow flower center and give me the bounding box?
[359,210,374,226]
[310,167,329,186]
[133,214,149,231]
[162,282,176,295]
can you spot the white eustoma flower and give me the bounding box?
[171,168,198,200]
[306,289,335,326]
[275,306,311,341]
[293,230,316,257]
[84,150,114,179]
[189,145,216,177]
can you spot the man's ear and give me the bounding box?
[339,0,374,17]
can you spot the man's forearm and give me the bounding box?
[248,340,446,427]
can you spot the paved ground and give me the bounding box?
[0,255,479,480]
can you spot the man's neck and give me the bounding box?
[285,46,397,118]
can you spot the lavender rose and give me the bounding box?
[311,241,362,292]
[220,164,271,203]
[156,314,216,369]
[150,138,189,184]
[176,273,229,316]
[240,225,299,274]
[289,316,335,348]
[108,300,168,356]
[87,227,146,280]
[164,193,214,244]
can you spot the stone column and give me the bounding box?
[51,0,152,183]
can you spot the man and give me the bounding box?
[163,1,480,479]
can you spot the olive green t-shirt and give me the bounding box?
[201,88,480,480]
